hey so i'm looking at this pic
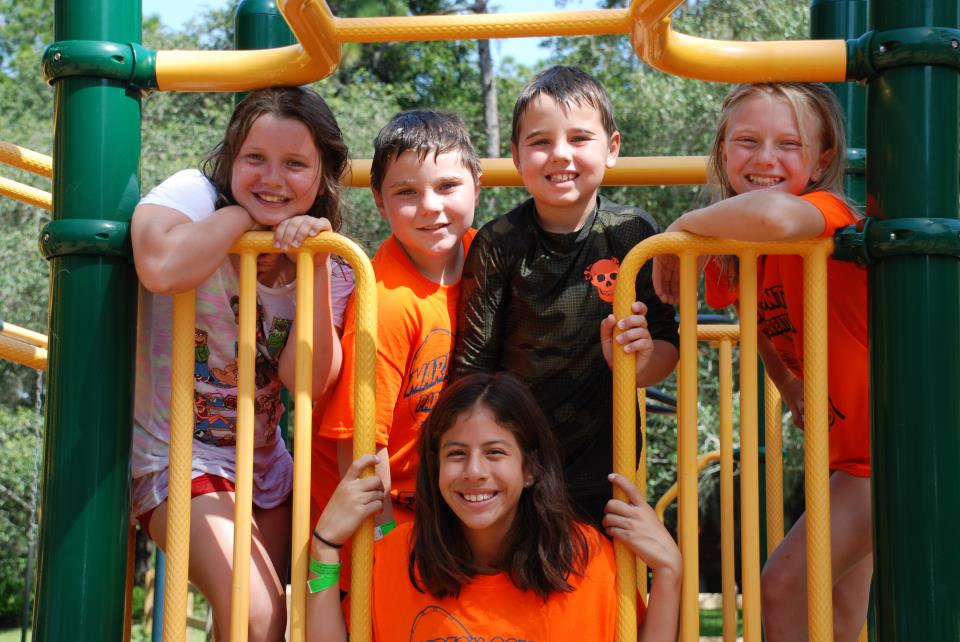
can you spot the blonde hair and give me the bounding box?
[708,82,847,201]
[707,83,848,289]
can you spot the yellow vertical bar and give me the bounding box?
[718,338,737,642]
[612,259,638,642]
[289,252,315,642]
[737,252,762,642]
[348,242,379,642]
[803,245,833,642]
[677,252,700,642]
[163,290,195,642]
[229,252,257,642]
[636,388,648,604]
[764,374,785,551]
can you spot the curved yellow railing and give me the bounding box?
[613,233,832,642]
[0,332,48,371]
[155,0,848,91]
[654,450,721,521]
[0,142,53,210]
[162,232,376,642]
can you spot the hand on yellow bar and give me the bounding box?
[313,454,385,549]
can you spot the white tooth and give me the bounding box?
[464,493,494,502]
[259,193,287,203]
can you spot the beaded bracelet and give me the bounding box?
[307,559,341,594]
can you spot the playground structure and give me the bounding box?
[0,0,957,640]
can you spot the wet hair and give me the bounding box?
[511,65,617,145]
[200,86,349,231]
[707,83,848,287]
[409,372,590,600]
[708,82,846,201]
[370,109,481,194]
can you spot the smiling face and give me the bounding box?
[230,113,323,228]
[438,406,533,564]
[721,93,830,198]
[373,149,478,283]
[511,94,620,233]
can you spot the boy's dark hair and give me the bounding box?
[511,65,617,145]
[409,372,591,600]
[370,110,481,193]
[201,86,349,231]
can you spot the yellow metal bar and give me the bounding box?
[628,0,846,83]
[718,338,737,642]
[802,244,834,641]
[154,46,333,92]
[612,244,640,642]
[0,141,52,177]
[344,156,708,189]
[276,0,341,78]
[333,8,630,42]
[289,252,315,642]
[677,252,700,642]
[229,252,257,642]
[1,321,48,349]
[0,176,52,210]
[737,252,761,642]
[764,374,785,551]
[698,324,740,344]
[163,290,196,642]
[0,334,47,371]
[636,388,648,604]
[654,451,721,522]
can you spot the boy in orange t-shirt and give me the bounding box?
[311,110,481,569]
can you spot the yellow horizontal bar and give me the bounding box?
[0,141,52,178]
[333,9,630,43]
[632,17,846,83]
[1,321,48,349]
[155,46,335,92]
[344,156,707,189]
[0,333,47,371]
[0,176,52,210]
[697,324,740,344]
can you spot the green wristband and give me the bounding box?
[374,519,397,541]
[307,558,341,594]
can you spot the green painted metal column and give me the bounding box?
[811,0,867,207]
[33,0,141,637]
[865,1,960,639]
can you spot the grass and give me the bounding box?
[699,608,744,637]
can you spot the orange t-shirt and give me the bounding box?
[761,191,869,477]
[370,522,643,642]
[312,230,477,525]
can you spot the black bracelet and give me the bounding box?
[312,529,343,549]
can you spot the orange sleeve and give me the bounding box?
[703,257,738,309]
[802,191,858,238]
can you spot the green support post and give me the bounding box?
[33,0,141,638]
[866,1,960,639]
[812,0,867,208]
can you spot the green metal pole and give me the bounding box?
[867,1,960,639]
[33,0,140,637]
[811,0,867,208]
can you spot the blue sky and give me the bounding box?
[141,0,597,65]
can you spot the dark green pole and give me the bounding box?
[33,0,140,637]
[811,0,867,208]
[866,1,960,639]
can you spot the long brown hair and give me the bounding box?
[200,86,349,231]
[410,372,590,599]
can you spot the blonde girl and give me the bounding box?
[654,83,871,642]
